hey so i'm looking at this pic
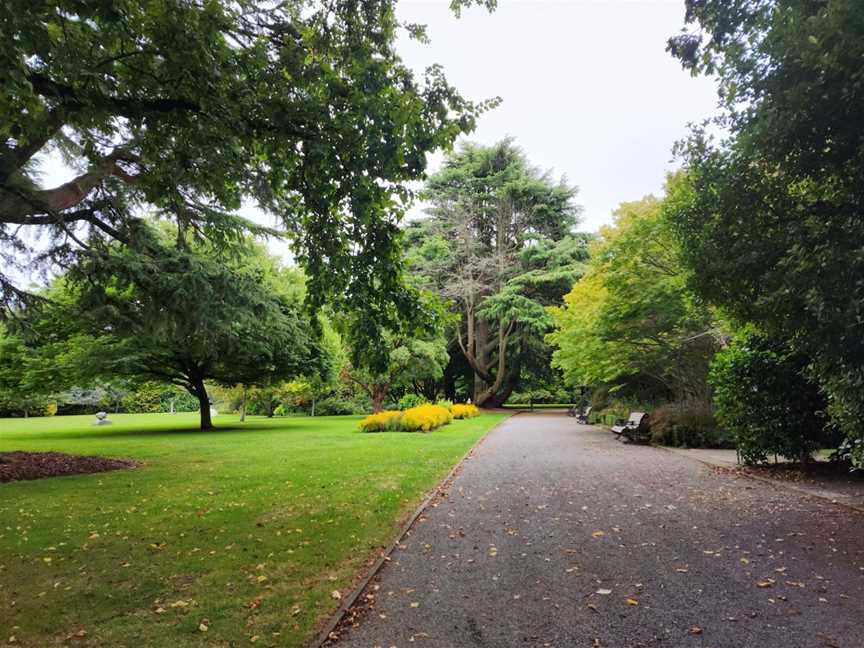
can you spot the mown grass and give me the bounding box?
[0,412,508,647]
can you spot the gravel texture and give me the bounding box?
[332,413,864,648]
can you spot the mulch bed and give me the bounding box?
[741,461,863,484]
[0,451,140,483]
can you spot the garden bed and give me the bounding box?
[0,451,139,482]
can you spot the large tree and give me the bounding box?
[407,140,584,407]
[20,231,319,430]
[666,0,864,463]
[0,0,496,357]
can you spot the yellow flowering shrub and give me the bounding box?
[450,403,480,419]
[401,404,452,432]
[358,410,402,433]
[359,404,456,432]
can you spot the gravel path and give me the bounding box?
[333,413,864,648]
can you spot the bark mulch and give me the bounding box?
[0,451,139,483]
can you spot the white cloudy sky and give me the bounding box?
[395,0,718,231]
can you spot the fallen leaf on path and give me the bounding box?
[596,589,612,595]
[331,591,342,600]
[592,531,605,538]
[626,598,639,606]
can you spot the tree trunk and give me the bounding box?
[473,319,491,402]
[475,355,522,408]
[240,385,247,423]
[190,378,213,431]
[371,387,388,413]
[311,396,316,417]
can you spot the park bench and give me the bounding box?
[611,411,650,443]
[576,406,591,424]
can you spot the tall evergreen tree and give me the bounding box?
[407,140,584,406]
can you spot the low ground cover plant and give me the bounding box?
[359,403,478,432]
[450,403,480,419]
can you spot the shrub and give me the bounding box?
[402,404,453,431]
[358,410,403,433]
[710,330,835,464]
[315,396,364,416]
[121,384,163,413]
[436,399,454,409]
[450,403,480,419]
[650,401,732,449]
[397,393,429,410]
[359,404,453,433]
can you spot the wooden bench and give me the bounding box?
[611,412,650,443]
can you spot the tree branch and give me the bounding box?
[27,72,200,117]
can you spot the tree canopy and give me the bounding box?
[666,0,864,462]
[549,184,718,403]
[0,0,496,361]
[17,230,319,430]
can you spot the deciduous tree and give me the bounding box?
[1,0,496,360]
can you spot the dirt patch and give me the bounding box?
[0,451,139,483]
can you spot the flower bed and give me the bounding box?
[360,404,455,433]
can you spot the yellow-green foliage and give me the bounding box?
[358,410,402,433]
[359,404,453,433]
[450,403,480,419]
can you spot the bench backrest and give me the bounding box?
[628,412,647,426]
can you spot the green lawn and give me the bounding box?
[0,412,508,647]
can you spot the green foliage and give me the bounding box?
[666,0,864,464]
[407,139,585,406]
[121,383,163,414]
[710,330,834,464]
[649,401,731,449]
[0,329,55,417]
[20,228,320,430]
[342,316,449,412]
[549,186,718,402]
[397,394,429,411]
[0,0,496,366]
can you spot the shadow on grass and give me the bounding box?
[1,421,293,442]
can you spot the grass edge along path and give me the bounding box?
[312,410,514,647]
[0,411,510,647]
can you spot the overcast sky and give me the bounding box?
[396,0,719,231]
